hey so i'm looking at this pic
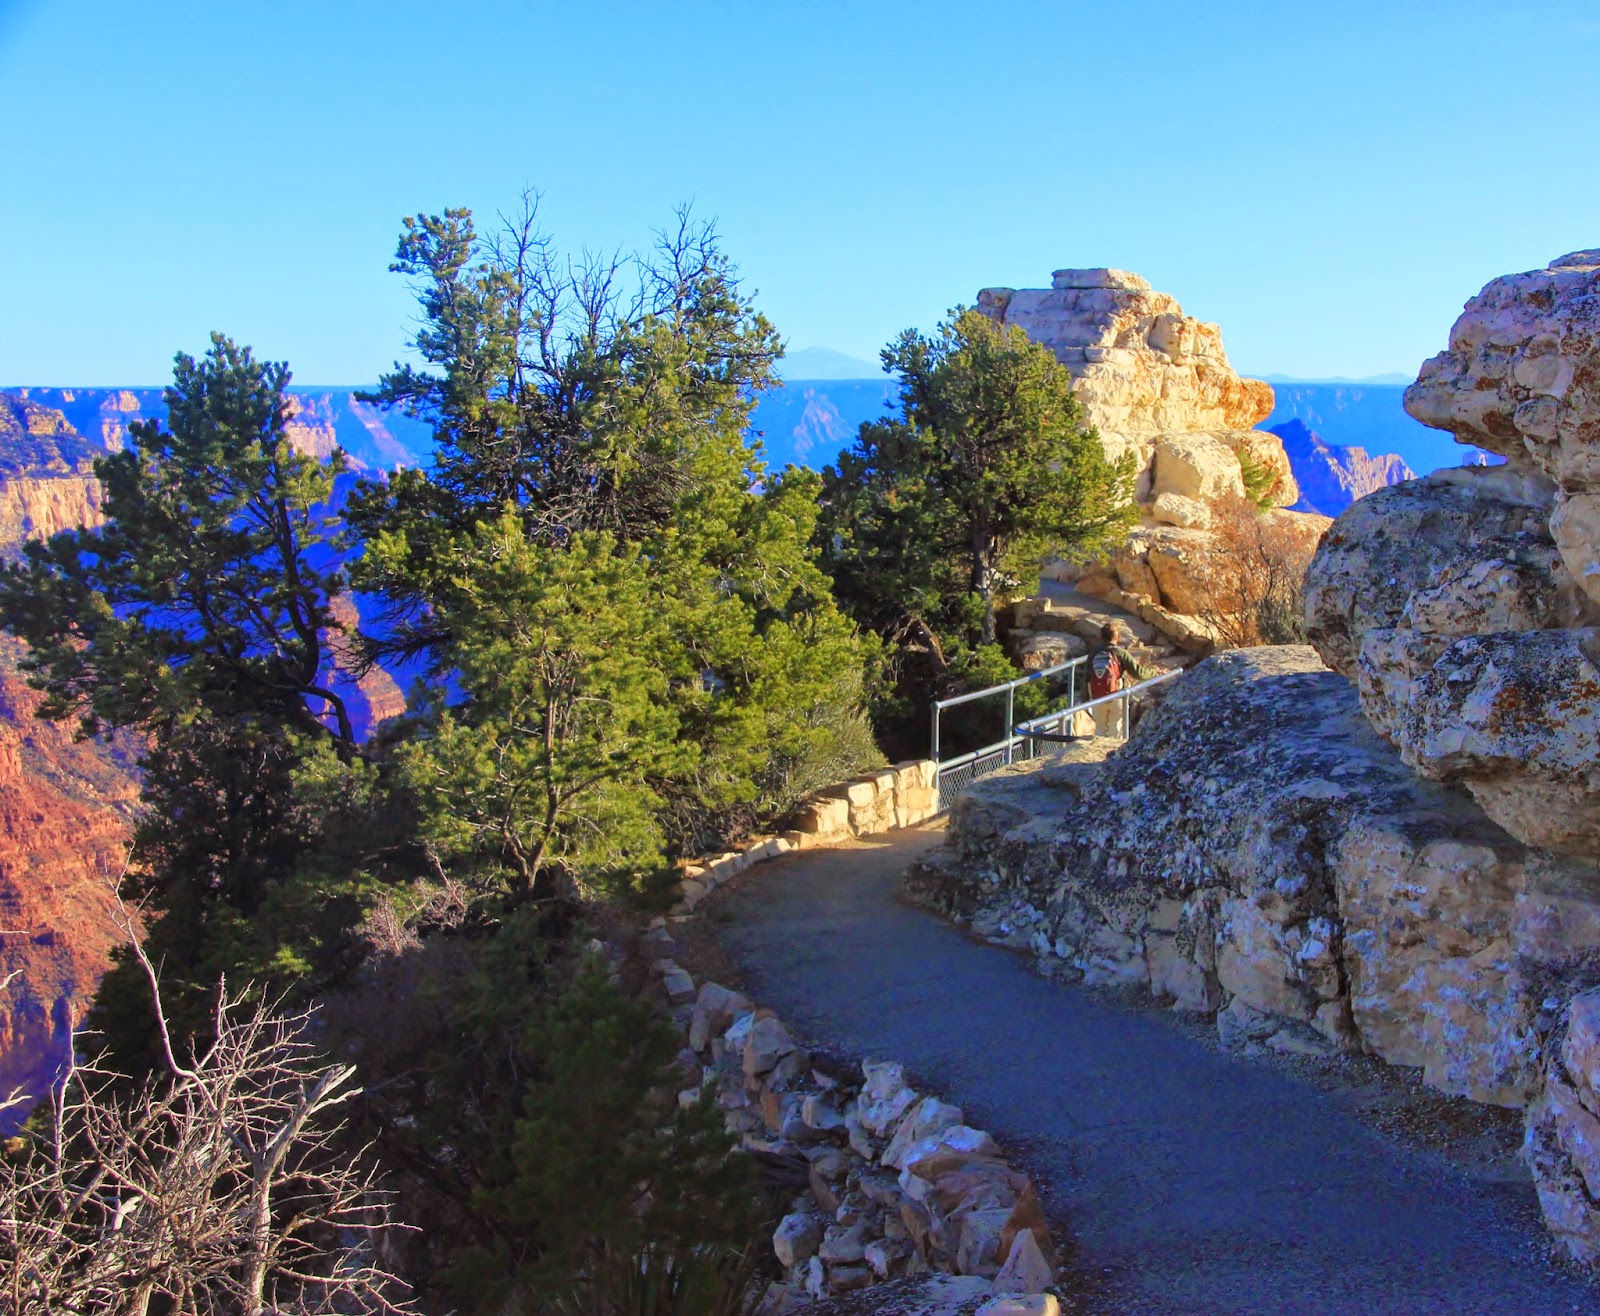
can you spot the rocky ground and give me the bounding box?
[691,828,1600,1314]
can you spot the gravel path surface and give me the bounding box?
[709,826,1600,1315]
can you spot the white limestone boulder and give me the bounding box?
[1150,491,1212,529]
[1151,433,1246,503]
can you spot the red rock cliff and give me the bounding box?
[0,646,136,1125]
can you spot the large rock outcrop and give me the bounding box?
[978,270,1328,654]
[976,270,1284,502]
[1306,253,1600,861]
[908,648,1580,1107]
[1276,250,1600,1264]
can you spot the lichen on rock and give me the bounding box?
[908,646,1579,1105]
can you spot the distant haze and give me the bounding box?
[776,348,888,381]
[747,373,1494,479]
[1259,372,1416,386]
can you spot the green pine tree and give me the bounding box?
[349,202,880,879]
[819,307,1137,744]
[0,336,417,1062]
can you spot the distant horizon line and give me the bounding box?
[4,374,1418,391]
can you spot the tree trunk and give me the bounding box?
[971,530,997,646]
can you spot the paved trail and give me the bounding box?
[711,827,1600,1316]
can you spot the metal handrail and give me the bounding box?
[931,654,1087,711]
[933,666,1182,812]
[1014,667,1181,732]
[930,654,1086,766]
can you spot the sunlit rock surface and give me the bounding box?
[979,269,1323,654]
[907,647,1586,1107]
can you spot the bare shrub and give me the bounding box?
[0,918,414,1315]
[1192,496,1318,648]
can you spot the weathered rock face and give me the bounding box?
[1403,250,1600,606]
[1305,466,1586,680]
[1405,251,1600,480]
[977,271,1277,487]
[1364,629,1600,855]
[977,269,1293,508]
[1306,255,1600,860]
[1526,988,1600,1265]
[907,647,1600,1107]
[1299,249,1600,1265]
[0,644,137,1131]
[0,475,105,550]
[983,270,1325,654]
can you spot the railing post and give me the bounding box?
[931,702,940,764]
[1004,684,1015,765]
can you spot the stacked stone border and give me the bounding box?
[642,937,1063,1313]
[650,802,1064,1315]
[675,761,939,914]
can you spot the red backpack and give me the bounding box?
[1088,649,1122,700]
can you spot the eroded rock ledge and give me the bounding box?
[907,647,1600,1109]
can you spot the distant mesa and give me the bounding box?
[1262,379,1497,475]
[748,378,898,470]
[1270,418,1414,517]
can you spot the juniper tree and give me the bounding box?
[819,307,1136,741]
[0,338,417,1063]
[349,201,878,879]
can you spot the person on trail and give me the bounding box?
[1087,621,1152,739]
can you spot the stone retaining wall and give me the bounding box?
[676,761,938,914]
[644,933,1061,1314]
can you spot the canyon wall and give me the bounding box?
[0,394,106,556]
[6,386,433,473]
[0,639,137,1129]
[1270,418,1414,517]
[0,398,128,1125]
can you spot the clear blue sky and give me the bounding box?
[2,1,1596,385]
